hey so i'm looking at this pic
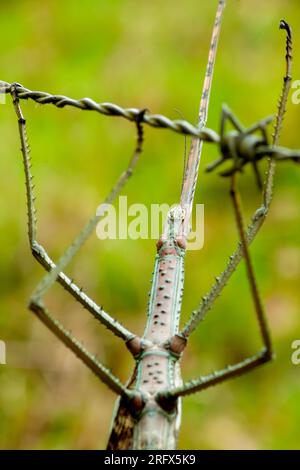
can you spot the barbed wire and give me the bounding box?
[0,81,219,143]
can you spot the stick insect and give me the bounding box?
[3,0,300,449]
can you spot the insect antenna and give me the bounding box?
[173,108,188,194]
[180,0,226,235]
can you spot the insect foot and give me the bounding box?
[133,394,180,450]
[155,391,178,414]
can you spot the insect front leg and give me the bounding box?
[10,86,148,391]
[181,20,293,340]
[161,174,273,399]
[10,84,138,342]
[29,299,130,395]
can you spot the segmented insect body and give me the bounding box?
[108,206,186,450]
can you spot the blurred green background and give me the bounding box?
[0,0,299,450]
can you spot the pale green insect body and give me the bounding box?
[132,207,186,450]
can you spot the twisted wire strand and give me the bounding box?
[0,81,219,143]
